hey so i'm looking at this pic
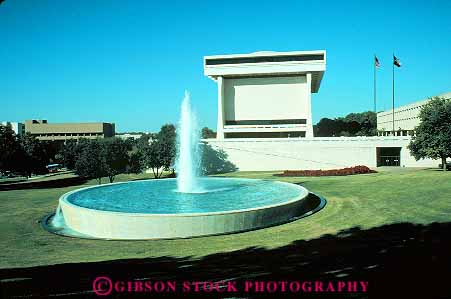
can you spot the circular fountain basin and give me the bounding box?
[49,178,322,240]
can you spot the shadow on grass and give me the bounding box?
[430,168,450,172]
[1,222,450,298]
[212,174,312,185]
[130,174,176,182]
[0,177,88,191]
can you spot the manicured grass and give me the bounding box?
[0,168,450,269]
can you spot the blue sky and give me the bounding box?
[1,0,450,132]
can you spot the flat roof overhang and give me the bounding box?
[204,50,326,93]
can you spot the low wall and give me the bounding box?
[58,182,311,240]
[205,136,438,171]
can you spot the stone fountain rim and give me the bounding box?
[58,177,310,217]
[41,192,327,240]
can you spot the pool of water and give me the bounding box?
[66,178,306,214]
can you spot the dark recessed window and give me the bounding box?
[225,131,306,138]
[225,119,307,125]
[206,54,324,65]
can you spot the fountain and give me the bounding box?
[43,92,325,239]
[51,205,65,227]
[176,91,202,193]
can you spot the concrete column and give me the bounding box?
[217,76,225,139]
[305,73,314,137]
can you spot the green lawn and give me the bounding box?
[0,168,450,269]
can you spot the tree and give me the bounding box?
[157,124,176,172]
[314,118,336,137]
[136,133,153,150]
[140,124,176,178]
[75,139,107,184]
[127,150,143,174]
[201,143,237,175]
[19,133,49,177]
[314,111,377,137]
[0,125,23,174]
[144,141,164,178]
[345,120,361,136]
[103,137,129,183]
[346,111,377,136]
[58,139,80,170]
[408,97,451,171]
[1,126,61,177]
[201,127,216,139]
[40,141,62,164]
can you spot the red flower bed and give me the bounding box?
[276,165,376,177]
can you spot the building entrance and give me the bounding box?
[377,147,401,166]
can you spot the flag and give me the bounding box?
[375,56,380,68]
[393,55,401,67]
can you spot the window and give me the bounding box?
[225,119,307,125]
[206,54,324,65]
[225,131,306,138]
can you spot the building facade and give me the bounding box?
[377,92,451,136]
[203,50,442,170]
[25,120,115,141]
[204,50,326,139]
[0,121,25,137]
[206,136,437,170]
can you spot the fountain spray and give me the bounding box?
[176,91,202,193]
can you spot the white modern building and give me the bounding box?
[0,121,25,137]
[204,50,326,139]
[206,136,436,170]
[203,50,442,170]
[377,92,451,136]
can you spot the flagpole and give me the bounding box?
[392,54,395,135]
[374,55,377,113]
